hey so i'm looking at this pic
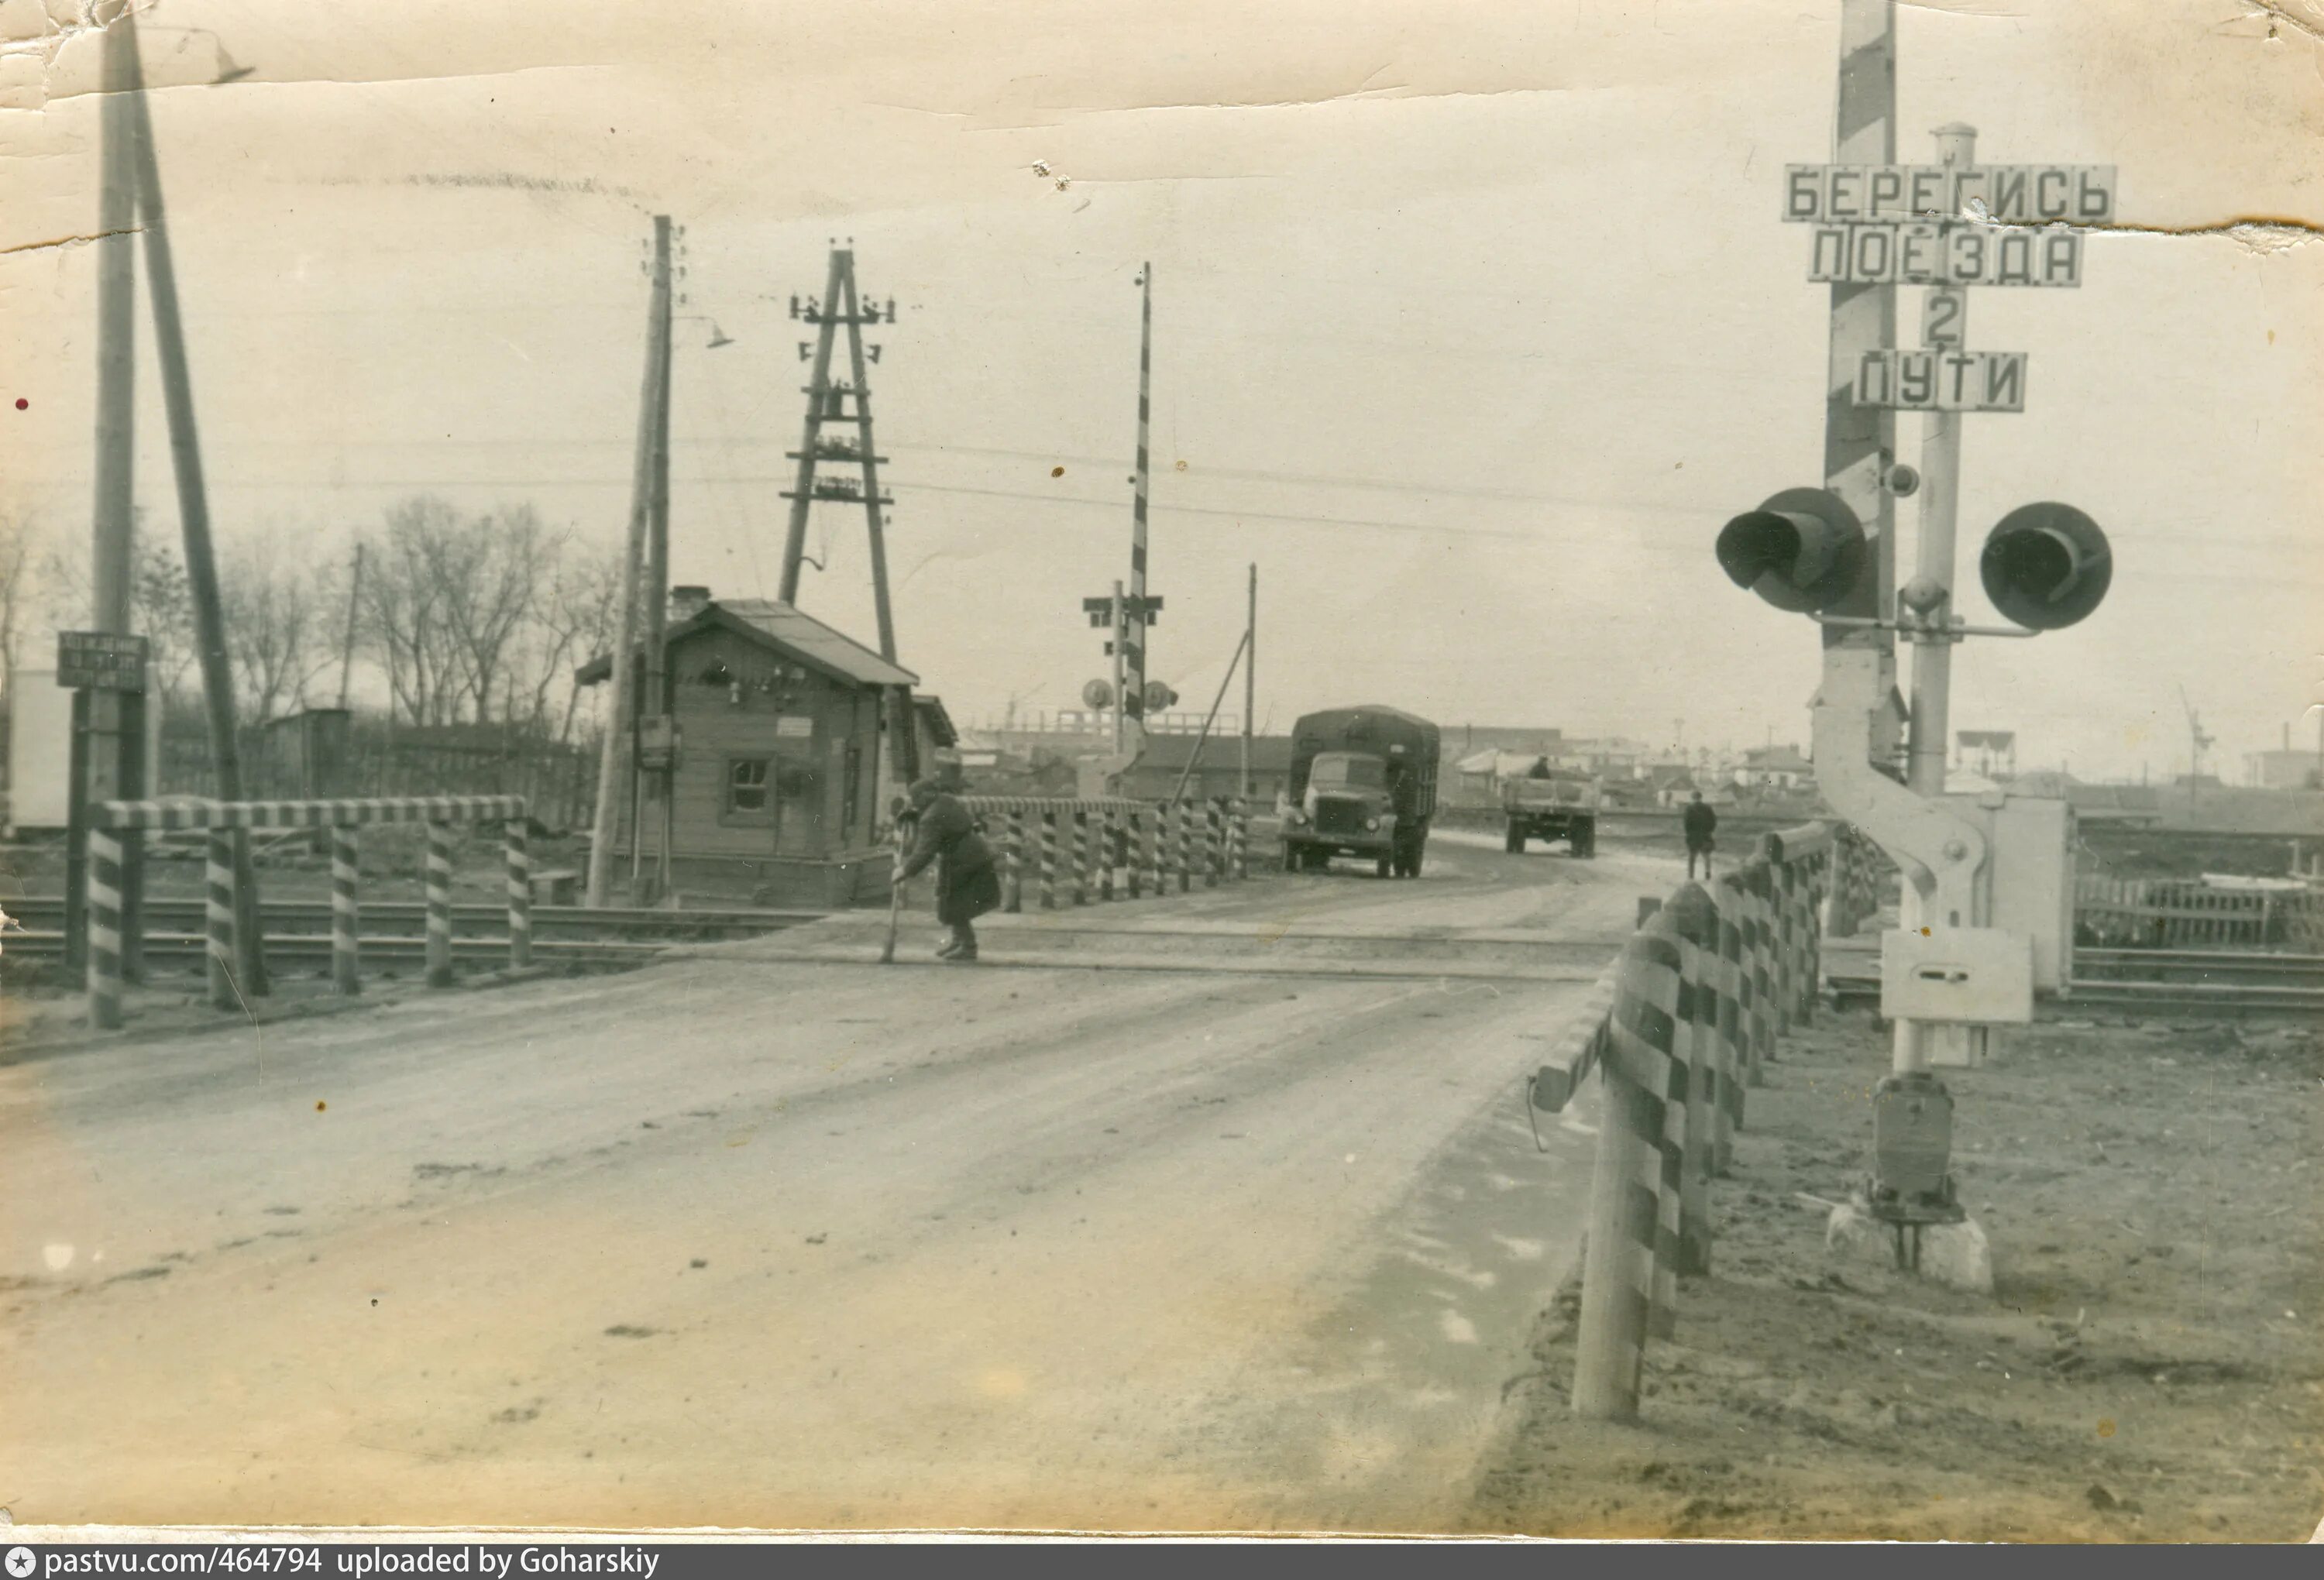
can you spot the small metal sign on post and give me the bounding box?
[56,630,150,692]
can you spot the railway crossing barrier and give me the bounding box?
[1528,822,1837,1422]
[83,795,531,1029]
[963,796,1253,915]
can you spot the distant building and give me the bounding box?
[1735,744,1814,792]
[2245,749,2322,791]
[1118,733,1295,805]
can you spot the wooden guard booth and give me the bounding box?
[586,596,916,908]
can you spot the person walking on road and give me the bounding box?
[896,778,1002,962]
[1683,790,1718,881]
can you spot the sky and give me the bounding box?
[2,0,2319,781]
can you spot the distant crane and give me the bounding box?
[2179,684,2216,807]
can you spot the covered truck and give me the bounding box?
[1501,760,1600,857]
[1280,706,1440,878]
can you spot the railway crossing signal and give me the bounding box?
[1979,502,2111,630]
[1714,488,1867,613]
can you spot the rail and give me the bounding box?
[1525,819,1876,1422]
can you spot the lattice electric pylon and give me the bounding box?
[778,242,902,661]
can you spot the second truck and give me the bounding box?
[1280,706,1440,878]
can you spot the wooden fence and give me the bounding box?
[2075,876,2324,950]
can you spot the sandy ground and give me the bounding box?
[0,834,1669,1533]
[1463,1010,2324,1542]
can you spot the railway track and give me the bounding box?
[1825,946,2324,1016]
[0,896,823,975]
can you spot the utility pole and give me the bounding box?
[1242,564,1256,799]
[586,215,670,908]
[640,219,676,903]
[336,543,363,710]
[123,19,266,994]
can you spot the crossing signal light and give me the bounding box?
[1979,503,2111,630]
[1715,488,1867,613]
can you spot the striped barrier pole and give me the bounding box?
[330,826,361,995]
[505,818,533,970]
[1573,925,1683,1419]
[1203,801,1221,888]
[1127,811,1145,899]
[1666,889,1718,1278]
[425,819,455,988]
[1005,811,1026,913]
[1176,803,1193,894]
[1099,809,1117,902]
[1071,810,1091,906]
[1039,810,1059,911]
[1747,867,1777,1074]
[1232,803,1249,881]
[1150,804,1169,898]
[88,827,125,1030]
[205,829,237,1011]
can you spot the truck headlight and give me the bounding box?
[1287,810,1307,826]
[1365,816,1381,831]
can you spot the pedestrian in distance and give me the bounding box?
[1683,790,1718,881]
[896,778,1002,962]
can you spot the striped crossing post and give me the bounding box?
[87,827,125,1029]
[1004,810,1026,913]
[1666,890,1719,1278]
[1203,801,1221,888]
[1098,809,1117,902]
[1176,802,1192,893]
[1149,804,1169,898]
[1573,923,1685,1420]
[1747,867,1778,1074]
[1039,810,1059,910]
[505,818,533,970]
[330,826,361,995]
[1232,802,1248,881]
[1800,852,1827,1021]
[1071,810,1090,906]
[1711,876,1748,1147]
[205,829,237,1010]
[1768,857,1797,1039]
[425,819,455,988]
[1127,811,1144,899]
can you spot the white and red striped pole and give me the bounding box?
[1122,264,1153,753]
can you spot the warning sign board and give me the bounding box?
[1855,350,2027,414]
[1783,164,2116,225]
[55,630,150,692]
[1810,223,2082,287]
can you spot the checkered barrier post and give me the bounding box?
[425,820,456,988]
[87,827,125,1029]
[1040,810,1059,911]
[505,819,533,970]
[1746,864,1778,1075]
[205,829,236,1010]
[1004,811,1026,913]
[1769,855,1800,1040]
[1666,891,1720,1279]
[331,827,361,995]
[1708,878,1746,1158]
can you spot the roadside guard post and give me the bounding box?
[960,796,1252,920]
[83,795,529,1029]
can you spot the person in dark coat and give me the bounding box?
[896,778,1001,962]
[1682,790,1718,881]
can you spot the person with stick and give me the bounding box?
[896,778,1001,962]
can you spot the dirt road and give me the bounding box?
[2,836,1667,1531]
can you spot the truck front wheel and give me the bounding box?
[1571,818,1597,859]
[1504,824,1525,855]
[1282,844,1301,873]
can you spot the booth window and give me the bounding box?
[726,757,772,821]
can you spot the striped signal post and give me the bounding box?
[205,829,236,1010]
[425,820,455,988]
[330,826,361,995]
[505,818,533,970]
[1040,809,1059,911]
[1121,263,1154,754]
[87,827,125,1029]
[1004,809,1026,913]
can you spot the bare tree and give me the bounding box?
[359,496,468,726]
[532,539,627,744]
[0,507,40,680]
[438,502,552,726]
[219,530,339,723]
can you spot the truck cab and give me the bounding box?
[1281,706,1439,878]
[1501,763,1600,857]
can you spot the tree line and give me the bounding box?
[25,496,627,744]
